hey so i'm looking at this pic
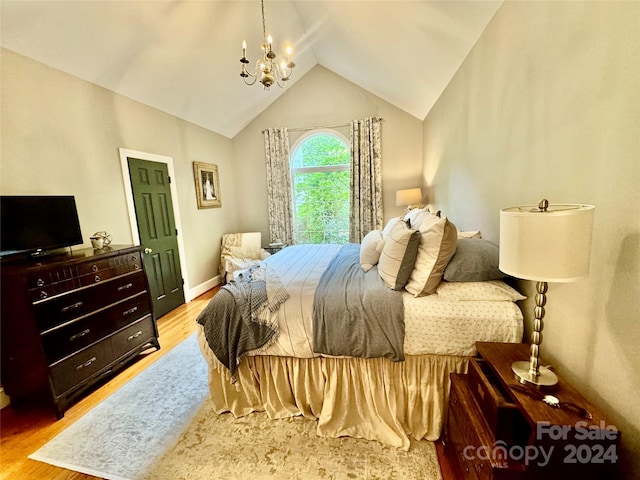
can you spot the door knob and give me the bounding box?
[144,247,153,254]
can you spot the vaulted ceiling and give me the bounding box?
[1,1,502,138]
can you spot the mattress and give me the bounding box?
[249,243,523,359]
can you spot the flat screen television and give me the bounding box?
[1,195,84,258]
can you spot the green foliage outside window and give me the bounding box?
[291,134,350,244]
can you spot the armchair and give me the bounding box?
[220,232,271,282]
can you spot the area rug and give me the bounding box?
[30,334,443,480]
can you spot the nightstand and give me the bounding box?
[444,342,620,480]
[263,244,286,254]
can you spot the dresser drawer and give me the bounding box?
[34,271,148,332]
[41,292,152,363]
[50,340,113,396]
[449,374,526,480]
[111,315,156,360]
[109,251,143,275]
[27,252,143,301]
[448,404,482,480]
[468,359,530,445]
[449,375,492,480]
[26,264,80,290]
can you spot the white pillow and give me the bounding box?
[404,207,440,231]
[382,216,403,239]
[457,229,482,239]
[405,215,458,296]
[360,230,385,272]
[378,221,420,290]
[435,280,526,302]
[229,245,260,259]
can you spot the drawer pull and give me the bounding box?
[127,330,143,342]
[123,306,138,317]
[40,291,48,300]
[92,264,99,272]
[76,356,96,370]
[69,329,90,342]
[36,278,45,287]
[94,275,101,283]
[61,301,83,313]
[134,264,140,270]
[118,282,134,292]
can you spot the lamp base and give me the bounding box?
[512,361,558,389]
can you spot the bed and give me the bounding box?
[196,213,524,450]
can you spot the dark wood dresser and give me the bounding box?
[1,245,160,418]
[445,342,620,480]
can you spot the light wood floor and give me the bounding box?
[1,286,456,480]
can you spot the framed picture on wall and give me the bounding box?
[193,161,221,209]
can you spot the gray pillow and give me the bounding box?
[443,238,506,282]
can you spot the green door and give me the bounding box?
[128,158,185,318]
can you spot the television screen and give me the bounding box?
[1,195,83,256]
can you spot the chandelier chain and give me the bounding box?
[261,0,267,43]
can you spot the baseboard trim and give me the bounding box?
[187,276,220,302]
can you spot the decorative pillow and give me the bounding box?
[360,229,385,272]
[435,280,526,302]
[229,245,260,260]
[443,238,505,282]
[457,230,482,239]
[382,216,402,239]
[404,207,438,230]
[378,221,420,290]
[405,215,458,297]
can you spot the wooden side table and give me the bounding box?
[263,244,286,254]
[444,342,620,479]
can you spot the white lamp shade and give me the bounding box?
[499,203,595,282]
[395,188,422,206]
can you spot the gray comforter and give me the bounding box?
[312,243,405,361]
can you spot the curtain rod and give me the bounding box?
[262,117,383,134]
[287,122,350,132]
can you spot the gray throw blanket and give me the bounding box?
[313,243,405,361]
[197,263,289,381]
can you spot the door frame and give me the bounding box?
[118,148,191,301]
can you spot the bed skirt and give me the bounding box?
[197,327,468,450]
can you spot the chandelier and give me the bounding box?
[240,0,295,89]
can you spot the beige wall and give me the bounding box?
[1,48,238,295]
[1,55,423,295]
[422,2,639,477]
[231,65,423,242]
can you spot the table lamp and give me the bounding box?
[499,199,595,388]
[396,188,422,213]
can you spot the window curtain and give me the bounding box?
[263,127,294,245]
[349,117,384,242]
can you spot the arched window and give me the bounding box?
[290,131,350,244]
